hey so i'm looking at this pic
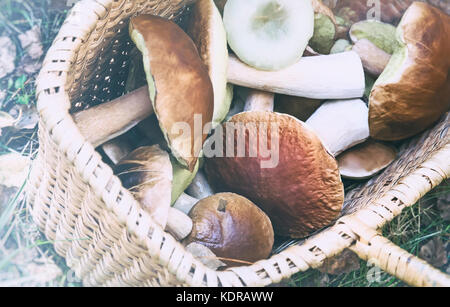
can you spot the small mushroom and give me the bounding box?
[114,145,192,241]
[306,99,370,156]
[337,140,397,180]
[369,2,450,141]
[205,112,344,238]
[184,192,274,266]
[223,0,315,71]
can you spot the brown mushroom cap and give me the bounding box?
[129,15,214,171]
[204,111,344,238]
[368,3,450,141]
[184,192,274,266]
[337,140,397,180]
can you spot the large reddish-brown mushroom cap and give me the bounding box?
[129,15,214,171]
[204,111,344,238]
[184,192,274,266]
[368,2,450,141]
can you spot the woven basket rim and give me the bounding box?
[32,0,450,287]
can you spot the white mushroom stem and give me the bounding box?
[185,242,226,270]
[186,170,215,200]
[228,51,365,99]
[244,89,275,112]
[173,193,199,215]
[306,99,370,156]
[102,136,133,164]
[73,86,153,148]
[166,207,193,241]
[352,39,392,77]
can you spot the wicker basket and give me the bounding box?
[28,0,450,287]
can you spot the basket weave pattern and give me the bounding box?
[28,0,450,287]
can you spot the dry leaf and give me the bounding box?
[318,249,361,275]
[18,26,43,60]
[418,237,447,268]
[0,153,30,188]
[0,36,16,79]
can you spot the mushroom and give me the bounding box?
[305,99,370,156]
[186,169,215,200]
[204,111,344,238]
[183,192,274,266]
[337,140,397,180]
[369,2,450,141]
[114,145,192,241]
[330,39,352,54]
[129,14,214,171]
[227,51,365,99]
[186,0,233,128]
[349,20,399,55]
[352,39,392,77]
[223,0,315,71]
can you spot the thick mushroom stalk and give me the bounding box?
[306,99,369,156]
[72,87,152,148]
[243,89,275,112]
[227,51,365,99]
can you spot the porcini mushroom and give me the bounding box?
[204,112,344,238]
[352,39,392,77]
[186,0,233,128]
[184,192,274,266]
[227,51,365,99]
[306,99,370,156]
[223,0,314,71]
[369,2,450,141]
[129,14,214,171]
[114,145,192,240]
[337,140,397,180]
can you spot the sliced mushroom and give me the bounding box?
[204,112,344,238]
[223,0,314,71]
[114,145,193,241]
[369,3,450,141]
[184,192,274,266]
[337,140,397,180]
[306,99,370,156]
